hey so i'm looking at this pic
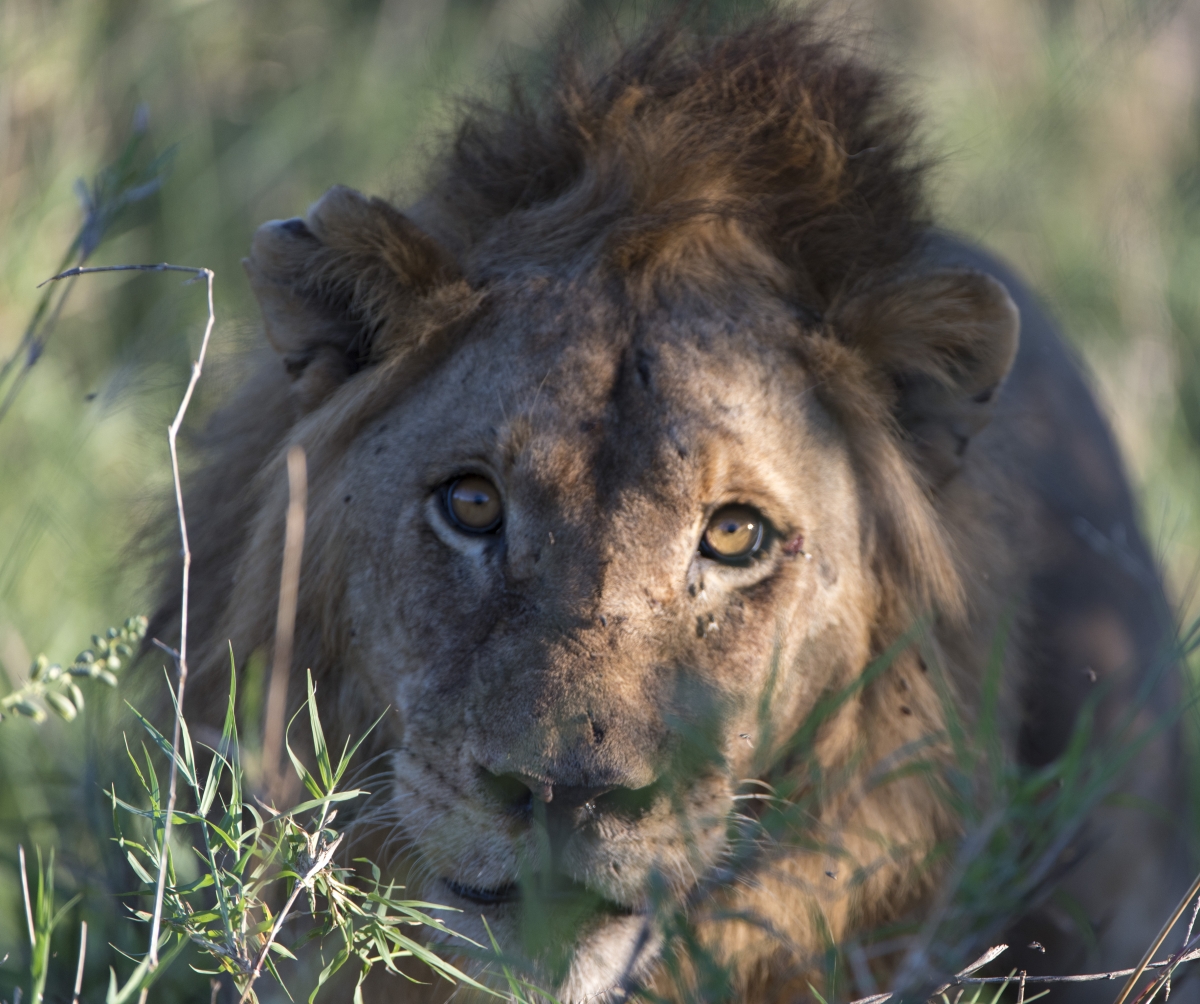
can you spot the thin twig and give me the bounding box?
[263,445,307,803]
[1167,889,1200,1003]
[36,263,210,288]
[151,638,180,661]
[153,265,215,967]
[1184,886,1200,948]
[18,845,34,948]
[41,263,217,973]
[1129,930,1200,1004]
[72,921,87,1004]
[1113,869,1200,1004]
[848,947,1200,1004]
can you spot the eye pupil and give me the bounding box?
[702,505,764,561]
[447,475,502,532]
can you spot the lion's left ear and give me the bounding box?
[832,268,1020,486]
[242,185,460,411]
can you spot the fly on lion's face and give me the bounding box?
[154,13,1189,1002]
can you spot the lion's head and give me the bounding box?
[159,16,1036,999]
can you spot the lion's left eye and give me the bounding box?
[444,475,503,533]
[701,505,765,562]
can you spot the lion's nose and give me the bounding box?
[543,782,618,808]
[480,768,617,812]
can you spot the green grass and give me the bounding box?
[5,0,1200,1000]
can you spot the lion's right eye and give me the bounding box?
[701,505,765,562]
[444,476,503,533]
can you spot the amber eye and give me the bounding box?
[445,475,503,533]
[701,505,765,561]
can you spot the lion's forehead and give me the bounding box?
[381,283,834,513]
[339,284,870,723]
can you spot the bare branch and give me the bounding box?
[152,264,215,968]
[44,262,218,972]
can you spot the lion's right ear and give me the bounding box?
[243,185,459,410]
[831,268,1020,487]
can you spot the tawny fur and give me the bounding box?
[149,12,1188,1003]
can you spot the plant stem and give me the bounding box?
[42,262,217,974]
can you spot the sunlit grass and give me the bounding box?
[4,0,1200,1000]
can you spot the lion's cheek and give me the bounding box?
[388,746,528,878]
[682,536,874,777]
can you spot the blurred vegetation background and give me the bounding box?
[2,0,1200,997]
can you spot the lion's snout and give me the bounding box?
[471,715,662,802]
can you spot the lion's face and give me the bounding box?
[229,180,1016,997]
[335,276,873,987]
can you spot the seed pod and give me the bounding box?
[67,682,85,710]
[13,700,46,722]
[31,655,49,681]
[106,627,119,640]
[44,664,62,681]
[76,650,95,665]
[115,644,132,659]
[46,692,77,721]
[106,653,120,670]
[97,669,118,687]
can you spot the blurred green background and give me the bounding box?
[2,0,1200,997]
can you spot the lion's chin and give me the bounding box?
[552,913,660,1004]
[432,877,660,1003]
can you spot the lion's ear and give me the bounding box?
[833,268,1020,487]
[242,185,459,410]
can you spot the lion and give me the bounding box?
[150,12,1192,1002]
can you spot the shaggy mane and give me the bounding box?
[149,11,952,692]
[427,12,928,302]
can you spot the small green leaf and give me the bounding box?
[125,851,156,886]
[280,789,368,819]
[307,670,333,791]
[127,704,195,786]
[333,708,388,787]
[286,729,324,801]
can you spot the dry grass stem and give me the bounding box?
[71,921,86,1004]
[1112,869,1200,1004]
[849,946,1200,1004]
[17,845,34,949]
[263,444,307,803]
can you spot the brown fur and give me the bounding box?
[150,12,1188,1002]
